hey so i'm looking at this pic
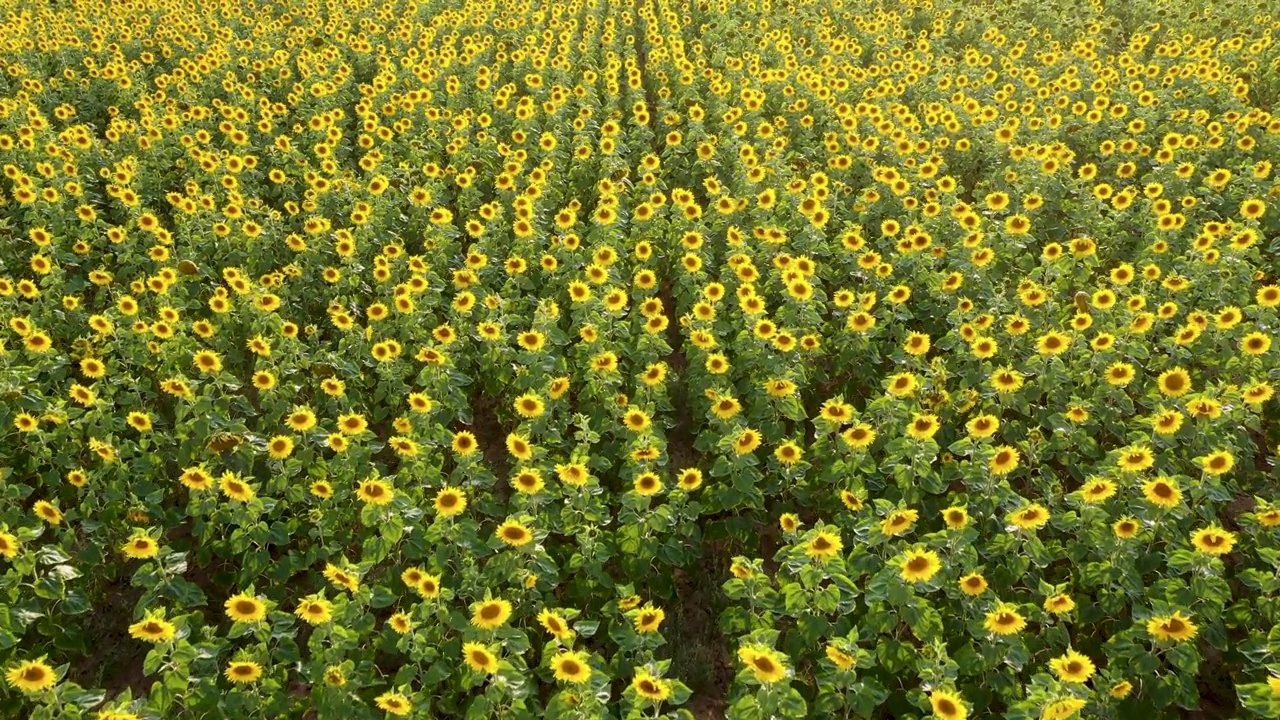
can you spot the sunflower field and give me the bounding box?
[1,0,1279,717]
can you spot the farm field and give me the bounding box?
[1,0,1279,717]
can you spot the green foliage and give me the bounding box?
[0,0,1278,718]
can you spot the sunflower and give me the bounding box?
[407,392,434,414]
[623,408,651,432]
[387,612,412,634]
[737,646,788,684]
[1116,446,1154,473]
[1113,517,1140,539]
[1259,285,1280,308]
[192,350,223,374]
[900,331,931,357]
[295,596,333,625]
[640,363,668,386]
[551,651,592,684]
[616,468,660,497]
[779,513,801,533]
[942,507,970,529]
[841,424,877,449]
[958,573,988,596]
[1151,409,1184,435]
[1008,504,1050,531]
[1104,362,1135,386]
[1191,527,1236,555]
[677,468,704,491]
[375,691,412,716]
[506,433,534,460]
[513,392,545,418]
[320,378,345,397]
[5,658,57,693]
[357,478,394,505]
[80,356,107,378]
[225,660,263,684]
[991,368,1024,393]
[1242,332,1272,355]
[632,671,672,701]
[984,604,1026,635]
[1128,480,1173,513]
[1199,450,1234,476]
[433,487,467,517]
[126,411,152,432]
[900,549,942,583]
[122,535,159,559]
[472,599,512,630]
[689,330,717,349]
[0,531,20,559]
[1186,397,1222,421]
[266,435,294,459]
[733,428,762,455]
[819,399,854,424]
[33,500,62,524]
[840,491,865,511]
[1036,331,1070,355]
[555,463,590,487]
[506,467,542,494]
[452,431,479,456]
[286,406,317,432]
[1048,649,1096,683]
[1078,479,1117,504]
[989,446,1020,475]
[847,311,876,332]
[901,412,939,440]
[971,337,1000,360]
[225,593,267,623]
[592,352,619,373]
[882,509,919,536]
[824,643,856,670]
[496,520,534,547]
[634,605,666,633]
[337,413,367,435]
[805,531,843,561]
[128,615,177,643]
[966,415,999,438]
[774,442,804,466]
[1157,367,1192,397]
[887,372,918,397]
[1242,198,1268,219]
[517,330,546,351]
[322,563,360,593]
[462,643,498,674]
[537,608,571,638]
[1042,697,1087,720]
[929,689,968,720]
[1255,505,1280,528]
[1110,681,1134,699]
[1147,611,1198,642]
[1044,594,1076,615]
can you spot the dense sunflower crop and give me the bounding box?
[1,0,1279,717]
